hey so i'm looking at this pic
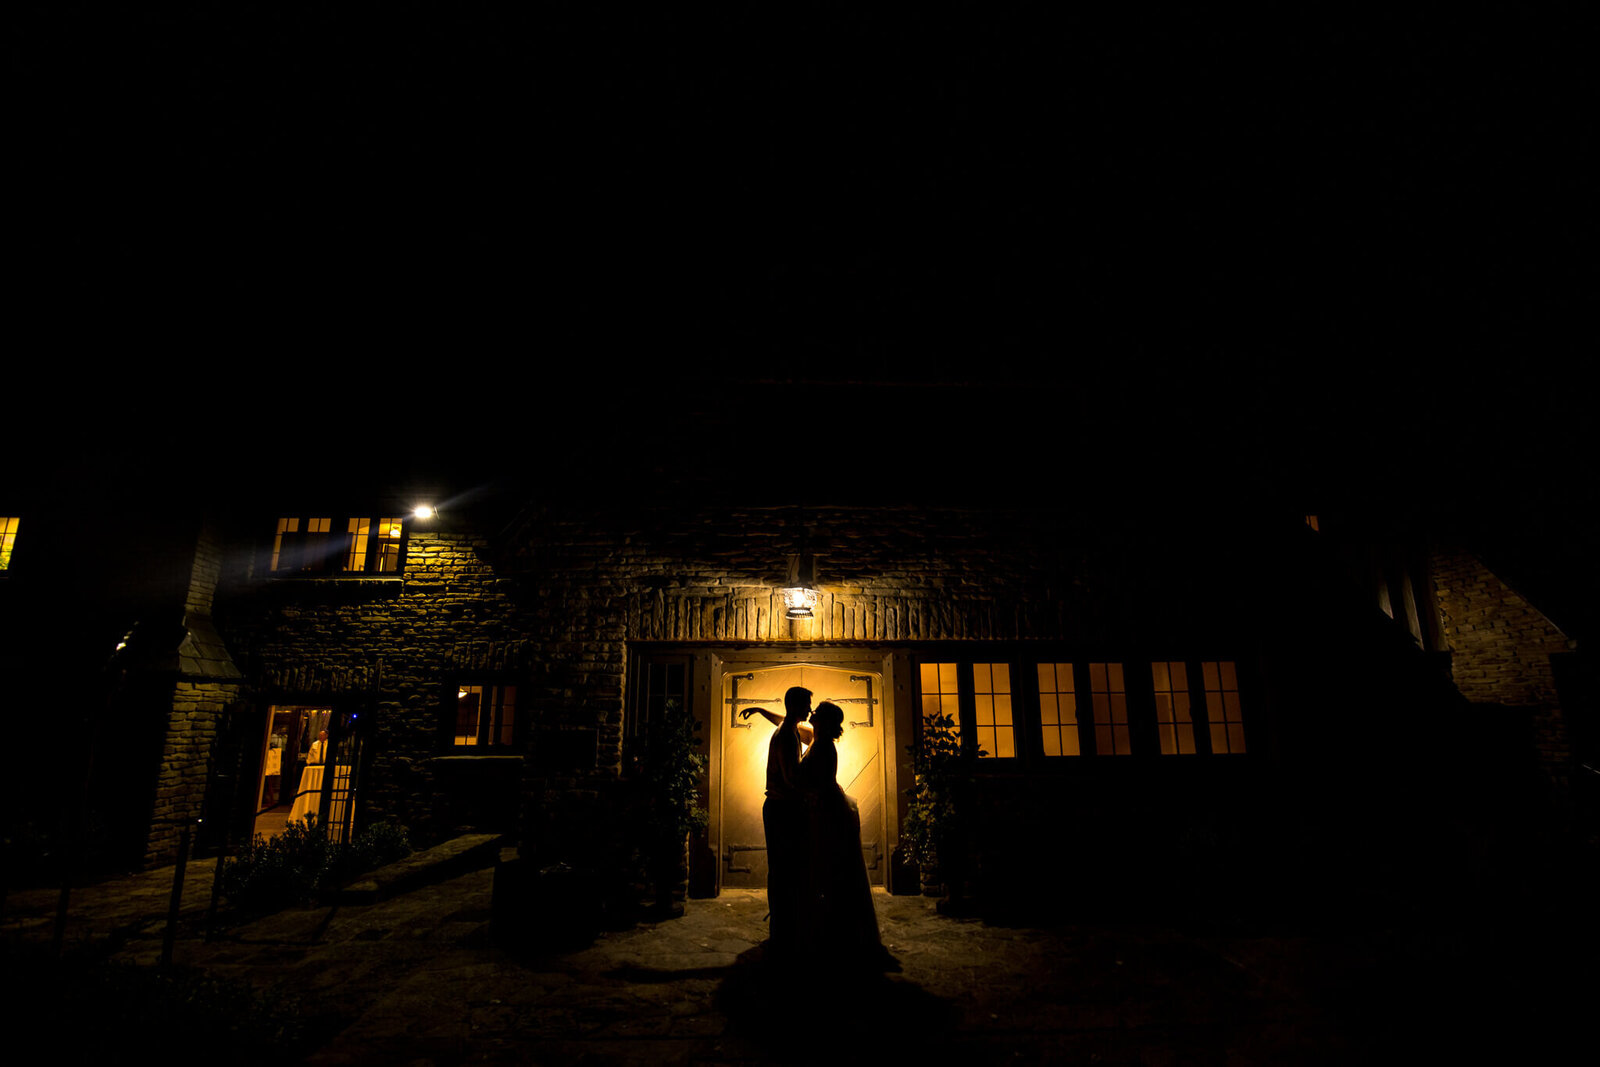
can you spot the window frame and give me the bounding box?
[626,652,694,767]
[914,657,1022,765]
[441,675,525,752]
[913,649,1253,768]
[0,514,19,573]
[267,513,410,578]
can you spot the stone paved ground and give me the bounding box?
[3,854,1590,1065]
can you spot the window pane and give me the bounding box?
[993,695,1011,726]
[1037,663,1055,692]
[346,518,370,571]
[1038,661,1080,758]
[991,663,1010,692]
[1201,660,1244,754]
[938,663,957,692]
[0,516,20,570]
[497,686,518,745]
[972,663,991,690]
[1150,661,1195,755]
[375,518,402,572]
[455,686,483,745]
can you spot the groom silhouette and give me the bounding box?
[757,685,813,958]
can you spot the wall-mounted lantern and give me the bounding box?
[784,552,818,619]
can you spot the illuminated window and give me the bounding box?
[271,515,405,575]
[454,683,518,747]
[1036,662,1080,756]
[972,663,1014,758]
[1151,660,1197,755]
[345,517,404,573]
[0,516,18,570]
[1202,661,1246,753]
[1090,662,1130,755]
[918,662,962,742]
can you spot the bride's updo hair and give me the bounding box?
[810,702,845,741]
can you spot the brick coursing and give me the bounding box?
[1430,545,1572,785]
[145,680,241,864]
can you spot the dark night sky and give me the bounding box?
[14,6,1593,630]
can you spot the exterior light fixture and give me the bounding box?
[413,505,436,520]
[784,552,818,619]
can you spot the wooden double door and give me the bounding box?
[717,663,886,888]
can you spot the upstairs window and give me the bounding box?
[270,515,405,576]
[0,516,18,570]
[453,683,519,748]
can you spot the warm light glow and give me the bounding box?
[455,683,517,746]
[783,586,817,619]
[414,505,435,520]
[1037,663,1080,756]
[973,663,1014,758]
[0,516,19,570]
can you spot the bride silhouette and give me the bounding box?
[798,701,889,968]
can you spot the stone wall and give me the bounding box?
[219,502,1271,853]
[145,679,241,864]
[1430,544,1573,786]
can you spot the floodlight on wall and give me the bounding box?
[784,552,818,619]
[413,505,436,520]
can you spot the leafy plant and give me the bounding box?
[901,710,978,879]
[220,818,412,913]
[629,697,709,911]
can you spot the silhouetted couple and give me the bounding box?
[746,685,886,971]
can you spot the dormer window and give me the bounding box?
[270,515,405,576]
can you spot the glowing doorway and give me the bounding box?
[719,664,886,888]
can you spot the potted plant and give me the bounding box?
[633,696,709,918]
[901,708,970,897]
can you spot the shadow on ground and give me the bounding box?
[714,943,958,1063]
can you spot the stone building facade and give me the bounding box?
[3,484,1584,914]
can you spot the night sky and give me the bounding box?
[14,6,1593,632]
